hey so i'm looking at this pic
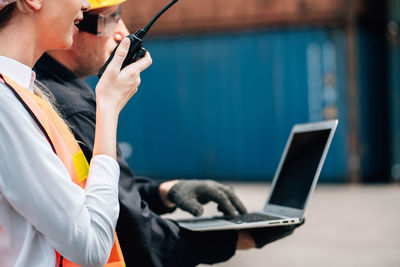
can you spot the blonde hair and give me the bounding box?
[34,80,67,121]
[34,80,55,102]
[32,81,74,136]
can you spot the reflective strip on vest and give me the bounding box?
[1,74,125,267]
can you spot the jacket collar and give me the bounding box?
[34,53,78,83]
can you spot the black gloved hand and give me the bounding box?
[249,219,305,249]
[167,179,247,216]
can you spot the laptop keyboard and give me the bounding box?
[220,213,281,224]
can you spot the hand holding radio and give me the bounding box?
[98,0,179,78]
[96,37,152,113]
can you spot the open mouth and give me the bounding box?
[73,18,82,33]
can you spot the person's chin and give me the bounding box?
[62,31,75,48]
[61,38,74,49]
[49,39,72,51]
[61,27,77,48]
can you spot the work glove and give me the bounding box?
[167,179,247,216]
[249,219,305,248]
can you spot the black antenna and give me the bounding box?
[136,0,179,39]
[98,0,180,78]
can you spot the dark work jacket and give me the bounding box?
[34,54,238,267]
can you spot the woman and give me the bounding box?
[0,0,152,266]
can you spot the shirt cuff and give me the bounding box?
[86,154,120,190]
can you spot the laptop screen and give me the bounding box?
[268,129,331,209]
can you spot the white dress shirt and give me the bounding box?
[0,56,120,267]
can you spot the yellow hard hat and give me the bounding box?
[88,0,126,9]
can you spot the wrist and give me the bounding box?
[159,180,179,208]
[93,100,119,159]
[237,230,256,250]
[96,96,120,118]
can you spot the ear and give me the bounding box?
[24,0,42,11]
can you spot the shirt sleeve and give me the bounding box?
[130,176,176,215]
[0,86,119,267]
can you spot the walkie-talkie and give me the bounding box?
[98,0,179,78]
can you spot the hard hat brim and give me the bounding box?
[89,0,126,10]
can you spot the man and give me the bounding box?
[34,0,300,266]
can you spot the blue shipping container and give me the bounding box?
[94,28,350,182]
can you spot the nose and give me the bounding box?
[81,0,90,12]
[114,19,130,43]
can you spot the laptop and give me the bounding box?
[176,119,338,231]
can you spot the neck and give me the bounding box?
[0,14,44,68]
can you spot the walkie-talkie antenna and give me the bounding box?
[136,0,179,39]
[98,0,180,78]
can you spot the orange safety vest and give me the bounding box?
[0,74,125,267]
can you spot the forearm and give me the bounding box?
[93,101,119,159]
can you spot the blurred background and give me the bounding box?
[106,0,395,184]
[86,0,400,266]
